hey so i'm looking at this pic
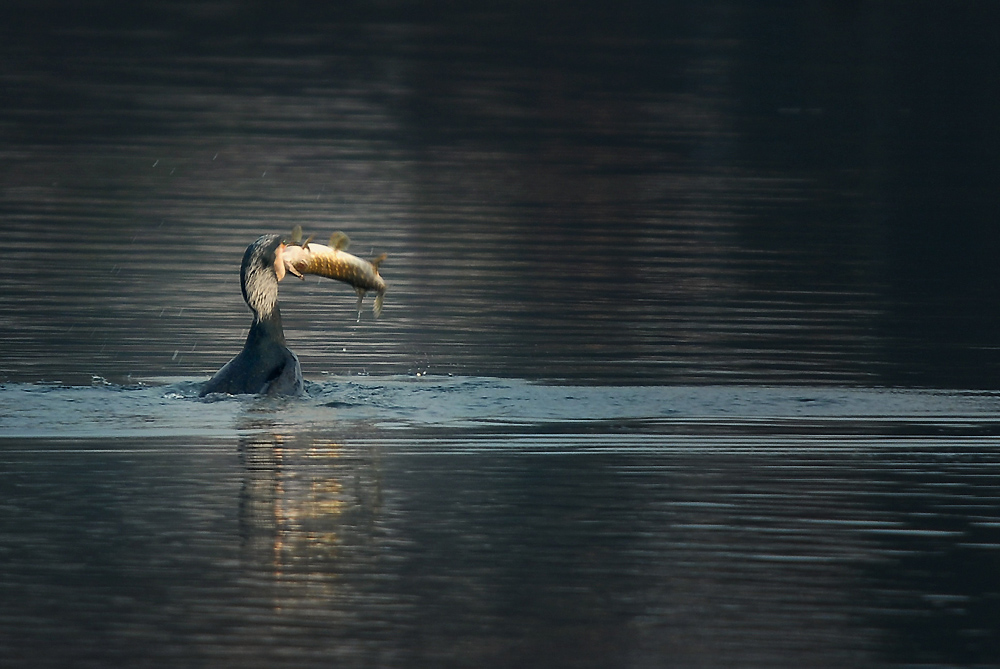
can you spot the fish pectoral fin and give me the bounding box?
[370,253,387,272]
[354,289,366,323]
[330,231,351,251]
[289,225,313,249]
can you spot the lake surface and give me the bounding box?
[4,379,1000,667]
[2,2,1000,667]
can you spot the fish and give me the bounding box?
[281,226,387,318]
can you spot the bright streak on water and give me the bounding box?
[3,377,1000,440]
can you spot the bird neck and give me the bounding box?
[248,306,286,347]
[242,254,281,322]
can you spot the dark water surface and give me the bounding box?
[2,2,1000,667]
[4,379,1000,668]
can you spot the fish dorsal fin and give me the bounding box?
[329,231,350,251]
[370,252,387,271]
[290,225,303,244]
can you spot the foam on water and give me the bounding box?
[3,376,1000,441]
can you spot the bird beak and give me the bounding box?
[274,243,287,282]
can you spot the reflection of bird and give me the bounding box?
[200,234,304,396]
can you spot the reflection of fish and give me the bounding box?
[282,226,387,318]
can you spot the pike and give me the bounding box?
[281,226,387,319]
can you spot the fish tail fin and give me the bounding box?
[373,291,384,318]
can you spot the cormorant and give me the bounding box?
[200,234,304,396]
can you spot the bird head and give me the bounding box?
[240,234,289,319]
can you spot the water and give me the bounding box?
[3,2,1000,667]
[3,379,1000,667]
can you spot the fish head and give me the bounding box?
[280,243,308,279]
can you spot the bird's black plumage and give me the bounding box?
[200,234,304,396]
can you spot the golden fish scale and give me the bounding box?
[297,253,378,289]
